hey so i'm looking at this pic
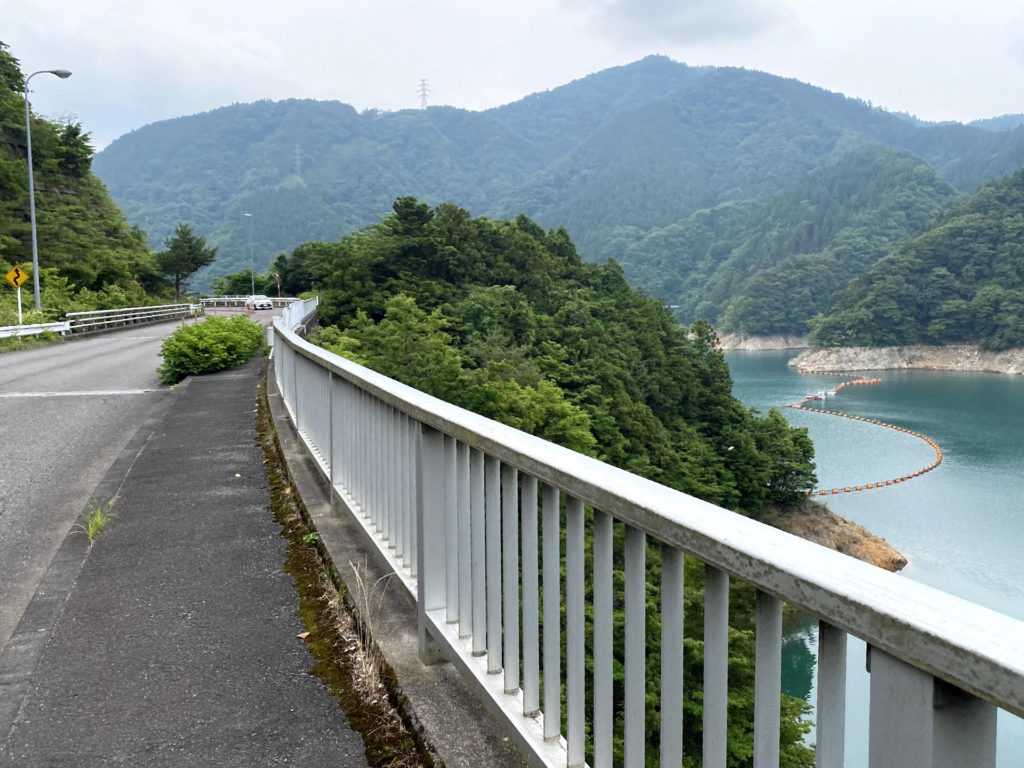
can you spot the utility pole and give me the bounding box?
[418,79,429,109]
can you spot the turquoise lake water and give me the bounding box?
[725,350,1024,767]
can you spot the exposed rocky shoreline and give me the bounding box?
[768,501,908,572]
[789,343,1024,375]
[717,333,809,350]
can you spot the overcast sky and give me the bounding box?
[7,0,1024,150]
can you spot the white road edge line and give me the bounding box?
[0,390,161,398]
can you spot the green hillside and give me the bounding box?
[0,42,168,324]
[617,144,962,335]
[92,56,1024,299]
[810,166,1024,350]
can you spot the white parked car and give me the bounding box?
[245,294,273,310]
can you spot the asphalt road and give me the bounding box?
[0,323,181,649]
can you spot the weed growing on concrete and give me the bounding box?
[347,561,393,690]
[77,499,115,540]
[302,531,320,545]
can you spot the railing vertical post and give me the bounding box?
[501,464,520,694]
[592,510,613,768]
[932,680,996,768]
[565,496,585,768]
[327,370,335,490]
[542,484,561,742]
[416,424,445,664]
[816,621,847,768]
[661,543,685,768]
[395,410,405,562]
[385,406,396,546]
[868,648,996,768]
[625,524,646,768]
[521,475,540,716]
[470,448,486,654]
[485,456,502,674]
[754,591,782,768]
[407,414,418,577]
[704,565,729,768]
[457,442,472,638]
[445,435,458,623]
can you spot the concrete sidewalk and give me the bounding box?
[0,358,366,767]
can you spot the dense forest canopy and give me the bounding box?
[0,42,170,323]
[286,196,816,516]
[93,55,1024,311]
[279,197,817,766]
[810,165,1024,350]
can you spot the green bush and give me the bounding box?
[157,315,265,384]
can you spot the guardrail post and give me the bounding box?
[868,647,996,768]
[416,424,445,664]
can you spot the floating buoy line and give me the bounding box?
[784,373,942,494]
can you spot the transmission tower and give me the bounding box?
[418,79,429,109]
[294,144,302,179]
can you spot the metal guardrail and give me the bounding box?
[271,321,1024,768]
[1,303,197,338]
[0,320,71,339]
[200,296,300,307]
[64,304,200,333]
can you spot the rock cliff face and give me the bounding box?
[789,344,1024,375]
[717,333,809,350]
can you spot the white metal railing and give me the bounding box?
[200,295,300,307]
[277,296,318,332]
[65,304,200,333]
[272,321,1024,768]
[0,320,71,339]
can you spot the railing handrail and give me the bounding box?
[273,321,1024,720]
[200,296,300,305]
[0,320,71,339]
[65,303,196,318]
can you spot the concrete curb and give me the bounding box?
[266,364,529,768]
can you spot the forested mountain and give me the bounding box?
[810,166,1024,350]
[970,114,1024,132]
[0,43,168,324]
[93,55,1024,300]
[618,145,962,334]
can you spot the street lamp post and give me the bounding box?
[243,212,254,295]
[24,68,72,311]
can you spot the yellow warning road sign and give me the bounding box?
[5,265,28,288]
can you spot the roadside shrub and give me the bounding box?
[157,315,265,384]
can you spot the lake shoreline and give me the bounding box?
[790,344,1024,375]
[767,501,908,572]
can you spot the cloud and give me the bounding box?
[563,0,788,46]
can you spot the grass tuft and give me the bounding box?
[77,498,116,540]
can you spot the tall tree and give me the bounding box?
[157,223,217,301]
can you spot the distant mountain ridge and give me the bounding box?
[93,56,1024,308]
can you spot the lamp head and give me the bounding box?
[51,70,72,79]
